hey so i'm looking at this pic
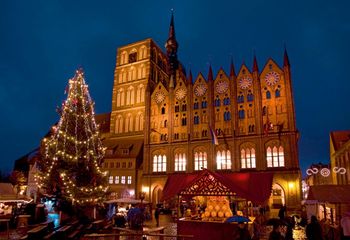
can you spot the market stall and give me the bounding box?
[162,169,273,240]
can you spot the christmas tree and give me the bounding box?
[36,69,108,205]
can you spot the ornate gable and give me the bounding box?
[180,171,235,196]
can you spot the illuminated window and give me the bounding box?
[136,84,145,103]
[241,148,256,169]
[126,87,135,105]
[114,176,119,184]
[127,176,132,184]
[266,146,284,167]
[175,153,186,171]
[121,176,126,184]
[194,151,207,170]
[153,155,167,172]
[216,150,231,170]
[109,176,113,184]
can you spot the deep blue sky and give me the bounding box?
[1,0,349,176]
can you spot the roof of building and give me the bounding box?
[330,130,350,151]
[103,138,144,159]
[307,185,350,203]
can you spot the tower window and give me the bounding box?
[215,98,221,107]
[237,95,244,103]
[266,91,271,99]
[201,101,207,108]
[247,93,254,102]
[194,102,199,109]
[129,52,137,63]
[275,89,281,98]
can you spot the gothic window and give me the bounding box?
[241,148,256,169]
[135,114,140,130]
[128,52,137,63]
[136,85,144,103]
[215,112,220,121]
[131,67,136,80]
[248,125,255,133]
[202,113,208,123]
[239,110,245,119]
[175,105,179,112]
[182,116,187,126]
[216,128,222,136]
[223,97,231,105]
[161,107,166,115]
[139,46,147,59]
[121,176,126,184]
[224,111,231,121]
[194,102,199,109]
[109,176,113,184]
[194,151,207,170]
[174,133,179,140]
[275,89,281,98]
[118,72,122,83]
[182,104,187,111]
[126,87,135,105]
[215,98,221,107]
[127,176,132,184]
[202,130,208,137]
[120,51,128,65]
[114,176,120,184]
[237,95,244,103]
[175,153,186,171]
[117,89,124,107]
[216,150,232,170]
[266,146,285,167]
[194,115,200,125]
[115,115,123,133]
[201,101,207,108]
[247,93,254,102]
[122,70,127,83]
[153,155,167,172]
[164,120,167,128]
[266,91,271,99]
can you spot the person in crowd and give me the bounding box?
[306,215,323,240]
[253,208,267,240]
[154,207,161,227]
[278,205,287,220]
[234,222,251,240]
[341,212,350,240]
[269,224,285,240]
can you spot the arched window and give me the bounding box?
[224,111,231,121]
[239,110,245,119]
[216,150,231,170]
[161,107,166,115]
[182,104,187,112]
[182,117,187,126]
[120,51,127,65]
[136,84,144,103]
[266,91,271,99]
[241,148,256,169]
[139,46,147,59]
[262,106,267,116]
[126,87,134,105]
[266,145,284,167]
[125,114,133,132]
[194,102,199,109]
[215,98,221,107]
[164,120,167,128]
[223,97,231,105]
[153,154,167,172]
[194,115,200,124]
[175,153,186,171]
[117,89,124,107]
[201,101,207,108]
[115,115,123,134]
[194,151,207,170]
[237,95,244,103]
[275,89,281,98]
[247,93,254,102]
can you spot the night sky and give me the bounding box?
[1,0,349,177]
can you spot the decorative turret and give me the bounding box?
[252,54,259,73]
[165,11,179,77]
[230,59,236,78]
[284,48,290,67]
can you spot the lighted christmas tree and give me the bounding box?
[36,69,108,205]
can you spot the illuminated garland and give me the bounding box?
[35,69,108,204]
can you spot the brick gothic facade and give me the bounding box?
[104,14,302,213]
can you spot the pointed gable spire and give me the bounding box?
[188,69,193,84]
[169,10,176,39]
[230,58,236,77]
[252,54,259,72]
[284,47,290,67]
[207,65,213,82]
[165,9,179,78]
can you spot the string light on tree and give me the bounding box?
[35,68,108,205]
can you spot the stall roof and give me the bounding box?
[307,185,350,203]
[162,169,273,204]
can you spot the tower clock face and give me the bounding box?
[238,77,252,89]
[264,72,280,86]
[175,87,187,100]
[194,83,207,97]
[154,91,165,104]
[215,80,229,94]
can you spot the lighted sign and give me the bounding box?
[306,167,346,177]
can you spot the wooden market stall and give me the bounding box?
[162,169,273,240]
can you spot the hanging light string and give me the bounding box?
[35,69,108,203]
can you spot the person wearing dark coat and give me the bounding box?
[269,224,285,240]
[234,222,251,240]
[306,215,323,240]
